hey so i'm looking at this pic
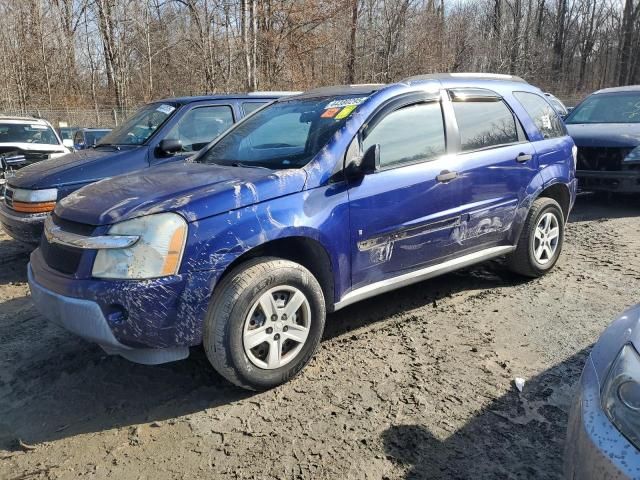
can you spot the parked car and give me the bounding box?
[0,116,70,190]
[73,128,112,150]
[565,85,640,193]
[0,93,289,244]
[28,73,576,390]
[57,126,80,150]
[544,92,569,117]
[564,304,640,479]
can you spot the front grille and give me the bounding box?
[576,147,633,171]
[40,214,95,275]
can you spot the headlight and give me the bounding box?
[10,187,58,213]
[602,344,640,448]
[623,146,640,164]
[92,212,187,279]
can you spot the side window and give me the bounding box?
[165,106,234,152]
[452,99,519,152]
[242,102,268,115]
[362,102,446,168]
[513,91,566,139]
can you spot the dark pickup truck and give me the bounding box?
[0,93,289,244]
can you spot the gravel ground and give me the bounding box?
[1,193,639,480]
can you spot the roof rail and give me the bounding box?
[402,72,528,84]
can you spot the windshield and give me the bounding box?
[0,123,60,145]
[566,92,640,124]
[98,103,177,146]
[197,95,368,169]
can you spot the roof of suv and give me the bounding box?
[593,85,640,94]
[155,92,299,104]
[283,73,532,101]
[402,72,527,84]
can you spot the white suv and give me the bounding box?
[0,116,70,188]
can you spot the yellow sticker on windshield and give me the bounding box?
[335,105,356,119]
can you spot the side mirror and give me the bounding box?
[62,139,74,149]
[360,144,381,174]
[158,139,183,156]
[345,143,381,179]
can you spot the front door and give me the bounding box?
[347,93,462,290]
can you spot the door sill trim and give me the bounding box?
[334,245,515,311]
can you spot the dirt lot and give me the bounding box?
[1,194,639,480]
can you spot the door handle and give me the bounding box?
[436,170,458,183]
[516,153,532,163]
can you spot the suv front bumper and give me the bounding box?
[28,263,190,364]
[0,202,46,244]
[577,170,640,193]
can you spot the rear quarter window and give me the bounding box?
[513,91,566,139]
[452,100,519,152]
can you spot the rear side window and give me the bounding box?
[452,100,519,152]
[362,102,446,168]
[514,91,566,139]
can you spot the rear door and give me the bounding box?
[439,88,538,256]
[511,91,573,186]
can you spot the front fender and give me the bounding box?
[181,183,352,302]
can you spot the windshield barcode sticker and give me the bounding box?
[325,97,367,109]
[156,104,176,115]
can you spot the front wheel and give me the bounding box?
[507,197,565,278]
[203,257,326,391]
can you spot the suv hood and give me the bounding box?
[566,123,640,148]
[8,146,140,189]
[55,161,307,225]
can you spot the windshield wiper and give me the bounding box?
[94,143,121,150]
[229,162,271,170]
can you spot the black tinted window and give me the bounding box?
[514,92,566,139]
[363,102,445,168]
[452,100,519,151]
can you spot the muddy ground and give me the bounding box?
[1,193,639,480]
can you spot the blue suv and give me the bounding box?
[0,93,286,244]
[28,74,577,390]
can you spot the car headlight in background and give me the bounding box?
[623,146,640,164]
[92,212,187,279]
[602,343,640,449]
[10,188,58,213]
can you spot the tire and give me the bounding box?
[507,197,565,278]
[203,257,326,391]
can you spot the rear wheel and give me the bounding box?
[507,197,565,277]
[203,257,326,391]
